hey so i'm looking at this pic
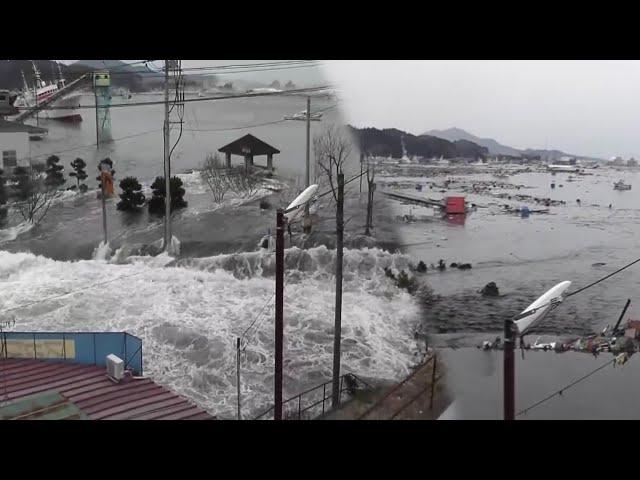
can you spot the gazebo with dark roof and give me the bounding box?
[218,134,280,172]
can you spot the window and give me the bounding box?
[2,150,17,168]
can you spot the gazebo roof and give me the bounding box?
[218,134,280,156]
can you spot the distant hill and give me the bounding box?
[423,127,521,156]
[0,60,74,90]
[423,126,606,162]
[348,126,488,159]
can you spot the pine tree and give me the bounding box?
[69,158,88,192]
[148,176,188,215]
[44,155,65,187]
[117,176,145,211]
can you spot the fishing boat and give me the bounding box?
[614,180,631,191]
[13,62,82,122]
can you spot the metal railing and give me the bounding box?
[254,373,372,420]
[357,354,438,420]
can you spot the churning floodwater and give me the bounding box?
[385,165,640,419]
[2,93,347,260]
[0,93,429,419]
[0,247,423,419]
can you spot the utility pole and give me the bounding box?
[304,97,311,212]
[503,319,515,420]
[94,84,99,149]
[236,337,242,420]
[331,172,345,408]
[98,159,112,245]
[284,96,320,234]
[360,152,364,193]
[274,208,285,420]
[100,171,108,245]
[163,60,172,251]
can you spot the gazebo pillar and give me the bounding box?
[244,154,251,172]
[267,153,273,171]
[225,152,231,168]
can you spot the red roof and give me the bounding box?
[628,320,640,330]
[0,359,214,420]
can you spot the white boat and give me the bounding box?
[614,180,631,191]
[283,109,323,121]
[14,62,82,122]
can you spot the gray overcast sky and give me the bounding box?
[321,60,640,160]
[60,59,326,86]
[60,60,640,159]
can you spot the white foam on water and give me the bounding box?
[0,222,34,244]
[0,246,422,419]
[92,241,112,261]
[167,235,181,256]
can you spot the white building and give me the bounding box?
[0,119,47,170]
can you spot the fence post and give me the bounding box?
[430,354,437,410]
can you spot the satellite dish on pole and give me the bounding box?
[514,281,572,335]
[285,184,319,221]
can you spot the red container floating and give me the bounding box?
[445,196,466,214]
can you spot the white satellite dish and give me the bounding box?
[514,280,572,335]
[284,184,319,221]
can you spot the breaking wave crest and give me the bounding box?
[0,246,423,418]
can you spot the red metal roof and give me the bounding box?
[0,359,214,420]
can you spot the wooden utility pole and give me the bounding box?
[236,337,242,420]
[504,319,515,420]
[430,355,437,410]
[359,152,364,193]
[274,209,285,420]
[100,171,108,245]
[163,60,172,251]
[331,173,345,408]
[303,97,312,233]
[94,82,99,149]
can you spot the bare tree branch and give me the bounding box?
[14,168,59,226]
[314,124,353,202]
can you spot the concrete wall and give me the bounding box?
[0,131,29,169]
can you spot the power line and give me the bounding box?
[178,60,320,71]
[240,292,276,349]
[512,254,640,325]
[566,258,640,298]
[2,270,148,315]
[184,119,287,133]
[516,357,618,417]
[14,86,334,112]
[182,105,341,133]
[79,61,324,79]
[13,101,340,164]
